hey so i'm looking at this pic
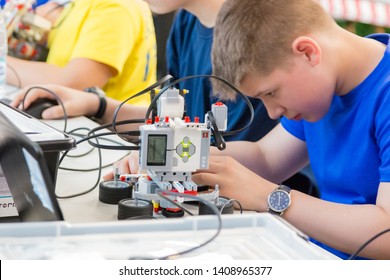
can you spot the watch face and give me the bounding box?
[268,190,291,212]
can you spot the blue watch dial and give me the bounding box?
[268,189,291,212]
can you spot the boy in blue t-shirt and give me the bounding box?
[193,0,390,260]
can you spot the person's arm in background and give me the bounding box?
[6,1,126,91]
[10,84,147,124]
[7,56,115,89]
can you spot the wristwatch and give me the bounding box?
[84,86,107,120]
[267,185,291,216]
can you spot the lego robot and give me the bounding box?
[118,88,232,218]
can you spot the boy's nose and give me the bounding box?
[266,105,285,120]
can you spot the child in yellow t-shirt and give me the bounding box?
[7,0,156,105]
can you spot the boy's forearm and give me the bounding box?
[210,140,302,183]
[210,141,271,177]
[7,56,62,87]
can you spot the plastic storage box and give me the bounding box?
[0,213,339,260]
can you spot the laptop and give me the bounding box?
[0,108,64,222]
[0,101,76,187]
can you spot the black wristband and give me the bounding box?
[84,86,107,120]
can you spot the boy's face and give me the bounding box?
[143,0,188,14]
[240,60,335,122]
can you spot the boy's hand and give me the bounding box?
[192,155,276,212]
[10,84,100,119]
[103,151,140,180]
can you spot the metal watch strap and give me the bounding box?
[84,86,107,120]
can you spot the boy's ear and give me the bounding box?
[291,36,321,66]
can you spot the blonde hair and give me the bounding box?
[212,0,334,99]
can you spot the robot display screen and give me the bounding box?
[147,135,167,166]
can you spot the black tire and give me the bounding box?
[117,198,153,220]
[99,180,132,205]
[161,208,185,218]
[198,196,234,215]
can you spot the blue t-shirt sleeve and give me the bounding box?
[375,85,390,181]
[280,117,306,141]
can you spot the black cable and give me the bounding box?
[62,127,95,158]
[144,74,254,137]
[157,190,222,260]
[55,122,135,197]
[21,86,68,132]
[59,130,127,165]
[6,63,22,89]
[347,228,390,260]
[105,74,254,153]
[64,127,130,159]
[87,119,144,150]
[109,74,254,147]
[220,198,243,214]
[111,75,174,141]
[128,190,222,260]
[59,132,113,164]
[61,137,127,158]
[56,129,103,199]
[87,132,140,150]
[60,131,131,171]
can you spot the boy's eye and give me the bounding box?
[265,91,274,97]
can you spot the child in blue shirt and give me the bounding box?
[193,0,390,259]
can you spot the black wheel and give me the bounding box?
[161,208,185,218]
[99,180,132,205]
[199,196,234,215]
[117,198,153,220]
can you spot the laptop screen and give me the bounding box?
[0,109,63,222]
